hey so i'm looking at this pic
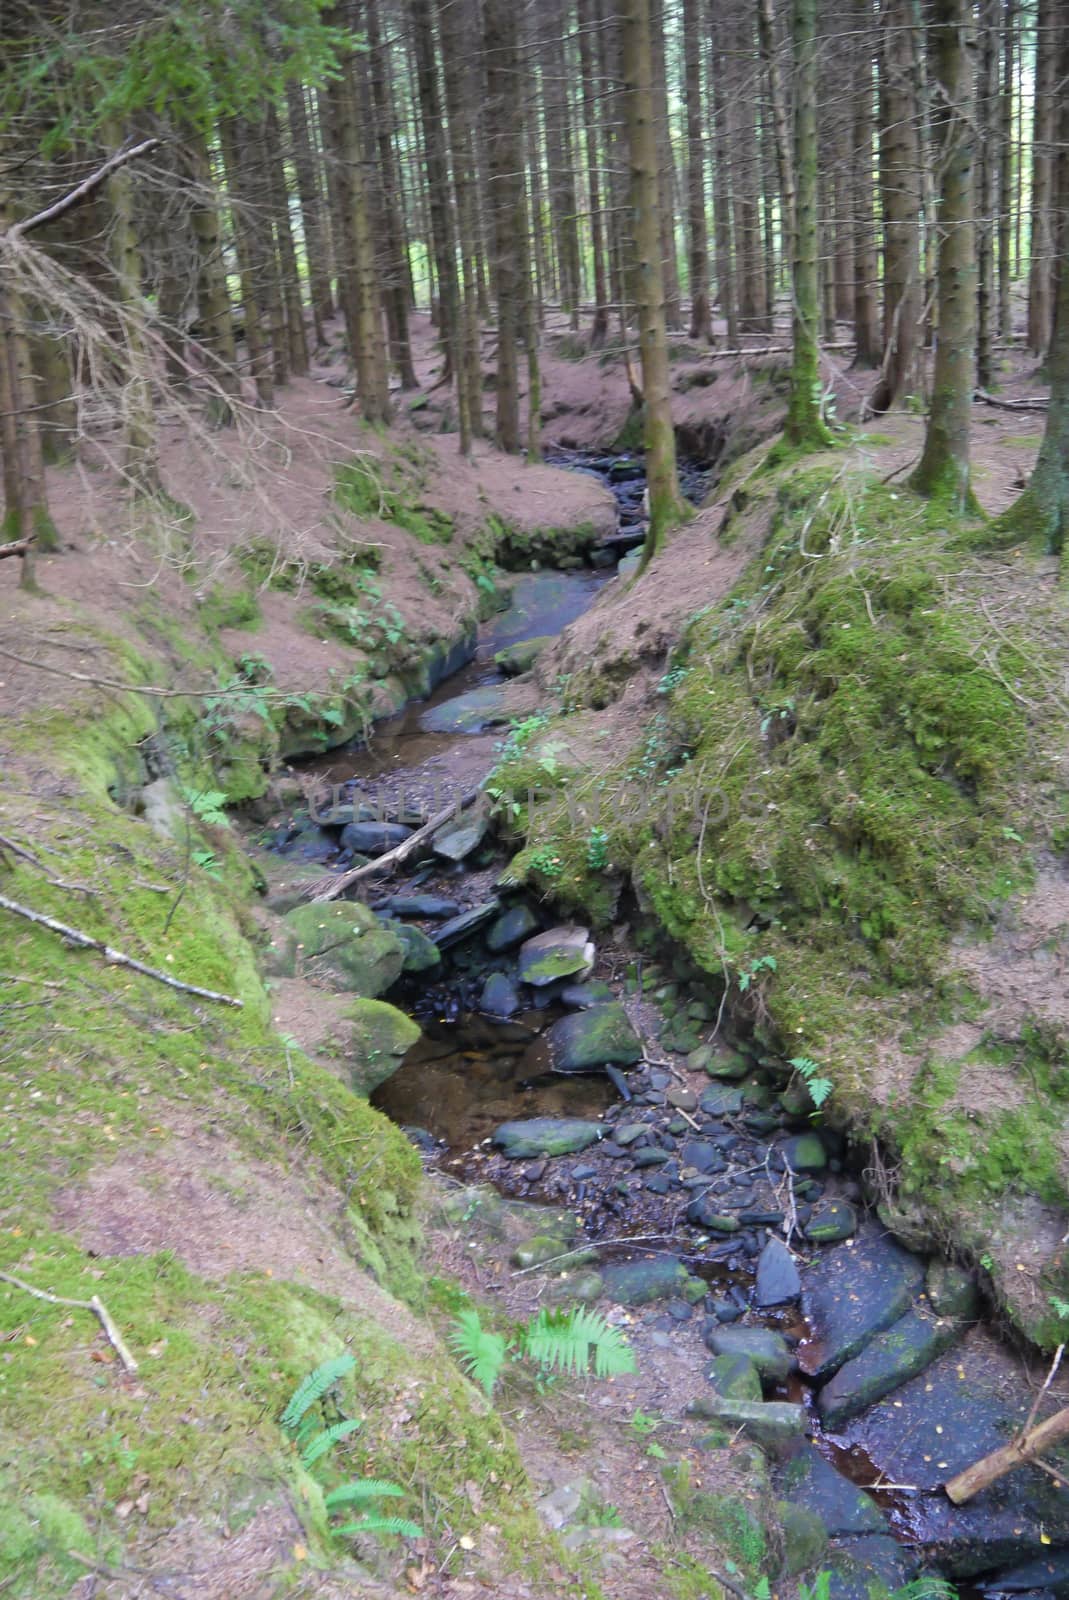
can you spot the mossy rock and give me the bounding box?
[543,1002,643,1073]
[775,1499,830,1576]
[495,636,553,676]
[346,998,421,1094]
[380,917,441,974]
[283,902,406,995]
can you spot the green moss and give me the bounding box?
[199,584,262,632]
[334,456,454,546]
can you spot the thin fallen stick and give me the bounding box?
[0,892,243,1007]
[974,387,1048,412]
[0,1270,138,1373]
[310,788,482,901]
[1019,1343,1065,1441]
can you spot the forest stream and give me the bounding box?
[251,450,1069,1600]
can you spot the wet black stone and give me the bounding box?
[681,1139,726,1174]
[340,820,413,855]
[708,1299,744,1324]
[755,1237,802,1307]
[739,1210,786,1227]
[799,1226,926,1382]
[633,1147,670,1168]
[777,1446,888,1538]
[645,1173,672,1194]
[666,1298,693,1322]
[599,1141,626,1159]
[570,1164,598,1181]
[525,1160,546,1181]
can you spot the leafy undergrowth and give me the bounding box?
[0,649,569,1596]
[495,454,1069,1344]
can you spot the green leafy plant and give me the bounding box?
[280,1355,421,1541]
[788,1054,833,1109]
[586,826,609,871]
[181,787,230,828]
[448,1305,636,1399]
[737,953,777,993]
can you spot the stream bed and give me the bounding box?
[255,448,1069,1600]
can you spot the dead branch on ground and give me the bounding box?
[0,1269,138,1373]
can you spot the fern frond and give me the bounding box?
[890,1580,955,1600]
[448,1308,510,1397]
[334,1516,423,1539]
[324,1479,405,1510]
[300,1417,361,1467]
[280,1354,355,1434]
[521,1307,636,1379]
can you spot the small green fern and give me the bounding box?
[448,1307,510,1396]
[788,1054,833,1109]
[523,1306,637,1380]
[301,1418,362,1467]
[324,1479,404,1510]
[449,1305,636,1397]
[280,1353,355,1435]
[334,1516,424,1538]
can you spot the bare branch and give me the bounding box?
[6,139,163,239]
[0,1269,139,1373]
[0,892,243,1007]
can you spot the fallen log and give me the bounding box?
[0,536,34,560]
[944,1397,1069,1504]
[974,387,1048,413]
[310,786,482,902]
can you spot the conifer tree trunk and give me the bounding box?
[786,0,834,445]
[682,0,712,342]
[976,0,999,388]
[541,0,582,323]
[910,0,977,508]
[1026,0,1055,357]
[410,0,459,387]
[732,9,769,333]
[186,133,242,419]
[709,11,739,345]
[484,0,525,452]
[870,0,923,412]
[286,83,334,346]
[1002,21,1069,553]
[578,0,611,348]
[619,0,687,569]
[649,0,681,331]
[219,117,274,409]
[264,103,310,379]
[105,124,159,493]
[0,169,58,571]
[322,9,391,424]
[757,0,796,262]
[998,0,1015,337]
[438,0,484,448]
[366,0,418,390]
[851,0,881,367]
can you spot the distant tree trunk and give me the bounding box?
[541,0,582,322]
[649,0,681,331]
[410,0,459,387]
[438,0,483,449]
[757,0,796,260]
[620,0,688,568]
[787,0,834,446]
[976,0,999,388]
[998,0,1015,337]
[0,176,58,575]
[910,0,977,508]
[732,9,769,333]
[709,10,738,345]
[1026,0,1055,357]
[30,314,76,462]
[682,0,712,341]
[186,134,241,419]
[484,0,525,451]
[851,0,881,367]
[578,0,611,348]
[870,0,923,412]
[1001,21,1069,553]
[219,118,274,408]
[105,124,159,493]
[367,0,418,389]
[323,9,391,425]
[286,83,334,347]
[264,103,309,379]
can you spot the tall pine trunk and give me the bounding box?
[851,0,881,367]
[910,0,977,509]
[682,0,712,341]
[484,0,525,452]
[870,0,923,412]
[786,0,834,445]
[1026,0,1055,357]
[578,0,611,348]
[619,0,687,569]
